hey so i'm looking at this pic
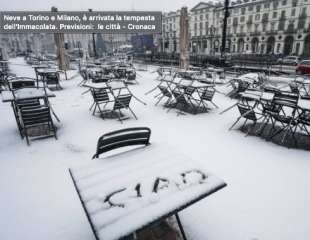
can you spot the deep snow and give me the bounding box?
[1,57,310,240]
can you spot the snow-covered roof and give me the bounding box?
[69,144,226,240]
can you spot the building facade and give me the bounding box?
[161,0,310,57]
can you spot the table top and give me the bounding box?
[36,68,59,74]
[69,144,226,240]
[83,81,127,90]
[298,97,310,111]
[161,78,214,88]
[240,90,275,102]
[1,88,55,102]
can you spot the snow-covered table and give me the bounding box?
[69,144,226,240]
[1,88,55,102]
[298,97,310,111]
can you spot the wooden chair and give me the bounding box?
[92,127,151,158]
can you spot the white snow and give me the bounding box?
[1,57,310,240]
[70,144,225,240]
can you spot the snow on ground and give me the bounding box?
[1,57,310,240]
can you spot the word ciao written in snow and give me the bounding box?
[103,170,208,209]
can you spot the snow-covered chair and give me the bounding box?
[19,105,57,145]
[229,103,263,135]
[92,127,151,159]
[45,72,62,90]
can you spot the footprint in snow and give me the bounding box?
[65,143,83,153]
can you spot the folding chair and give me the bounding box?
[78,69,88,86]
[113,94,137,123]
[155,85,173,107]
[45,72,62,90]
[19,105,57,145]
[90,88,112,117]
[229,103,263,135]
[183,86,201,114]
[169,88,190,115]
[199,88,218,110]
[266,95,299,146]
[92,127,151,158]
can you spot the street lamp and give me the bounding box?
[88,9,97,58]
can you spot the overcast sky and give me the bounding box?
[0,0,216,12]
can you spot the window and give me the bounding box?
[262,13,269,22]
[241,8,246,15]
[291,8,296,16]
[256,5,261,12]
[262,23,267,31]
[282,0,287,6]
[240,25,244,33]
[281,10,286,18]
[273,1,279,8]
[248,5,253,11]
[255,24,259,32]
[276,43,281,53]
[255,14,260,21]
[264,3,270,8]
[240,16,245,22]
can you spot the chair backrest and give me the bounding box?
[114,94,132,110]
[202,88,215,101]
[274,91,298,108]
[16,98,41,110]
[10,79,36,90]
[20,106,52,127]
[92,127,151,158]
[45,72,60,84]
[184,86,195,96]
[172,90,187,104]
[158,85,172,97]
[237,104,257,121]
[91,88,110,102]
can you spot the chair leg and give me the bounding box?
[229,117,242,130]
[211,101,219,108]
[92,104,97,115]
[89,102,95,111]
[245,121,256,137]
[155,95,165,106]
[118,110,123,124]
[128,107,138,120]
[175,213,188,240]
[24,128,30,146]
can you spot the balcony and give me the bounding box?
[250,31,261,36]
[266,31,278,35]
